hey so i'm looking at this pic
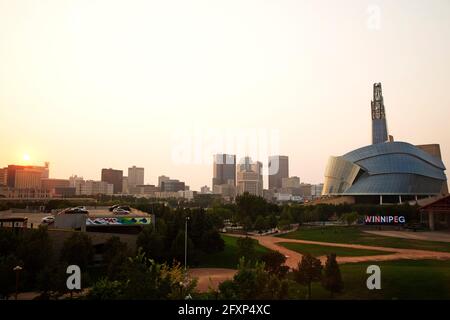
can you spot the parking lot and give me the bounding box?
[0,206,150,228]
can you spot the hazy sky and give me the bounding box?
[1,0,449,190]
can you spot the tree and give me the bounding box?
[170,230,197,265]
[261,251,289,277]
[16,226,53,287]
[87,278,123,300]
[0,255,22,300]
[60,232,94,270]
[218,258,290,300]
[235,192,268,224]
[341,212,359,226]
[111,249,197,300]
[322,254,343,298]
[103,236,129,278]
[254,215,267,232]
[236,237,256,263]
[200,230,224,254]
[137,226,165,262]
[293,253,322,299]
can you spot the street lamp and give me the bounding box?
[13,265,23,300]
[184,216,191,272]
[184,216,190,273]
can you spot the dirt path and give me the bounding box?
[190,234,450,292]
[254,236,450,268]
[189,268,237,292]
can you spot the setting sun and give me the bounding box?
[23,153,30,162]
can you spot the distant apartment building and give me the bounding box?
[0,167,7,186]
[69,175,113,196]
[129,184,159,196]
[282,176,300,189]
[0,187,52,199]
[101,168,123,193]
[236,157,263,197]
[41,178,71,196]
[69,175,84,188]
[15,169,43,189]
[200,185,212,194]
[178,190,195,201]
[263,189,275,202]
[158,175,170,188]
[160,179,185,192]
[41,178,70,191]
[128,166,144,187]
[122,176,129,194]
[311,183,324,198]
[6,162,49,188]
[268,156,289,190]
[213,183,236,201]
[212,154,236,187]
[300,183,312,197]
[80,180,114,196]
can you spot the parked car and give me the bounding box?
[65,207,89,214]
[109,204,120,212]
[41,216,55,225]
[113,208,130,215]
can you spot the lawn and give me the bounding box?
[279,226,450,253]
[196,234,271,269]
[288,260,450,300]
[278,242,392,257]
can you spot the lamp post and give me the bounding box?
[184,216,191,271]
[13,265,23,300]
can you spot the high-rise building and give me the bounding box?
[101,168,123,194]
[158,175,170,188]
[6,163,49,188]
[268,155,289,190]
[237,157,263,196]
[15,168,42,189]
[128,166,144,187]
[371,83,388,145]
[212,154,236,187]
[160,179,185,192]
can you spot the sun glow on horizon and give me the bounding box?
[23,153,30,162]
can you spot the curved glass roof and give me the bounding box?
[354,153,446,180]
[343,173,444,195]
[343,142,446,170]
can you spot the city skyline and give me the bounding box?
[1,0,450,190]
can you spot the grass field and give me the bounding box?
[279,242,393,257]
[288,259,450,300]
[279,226,450,253]
[197,234,271,269]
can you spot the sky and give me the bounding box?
[1,0,450,190]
